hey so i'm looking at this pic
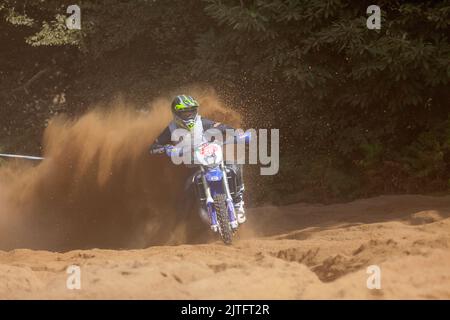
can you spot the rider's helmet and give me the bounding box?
[171,95,200,131]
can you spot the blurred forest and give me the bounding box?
[0,0,449,204]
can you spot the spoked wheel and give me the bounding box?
[213,194,233,245]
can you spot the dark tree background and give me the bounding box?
[1,0,449,204]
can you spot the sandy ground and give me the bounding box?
[1,194,449,299]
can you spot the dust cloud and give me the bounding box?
[0,89,241,251]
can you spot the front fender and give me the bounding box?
[205,167,223,182]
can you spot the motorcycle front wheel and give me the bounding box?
[213,193,233,245]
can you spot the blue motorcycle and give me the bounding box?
[153,132,250,244]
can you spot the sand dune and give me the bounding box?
[1,194,449,299]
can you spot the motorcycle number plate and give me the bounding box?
[199,144,219,157]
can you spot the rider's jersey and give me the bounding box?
[150,116,235,153]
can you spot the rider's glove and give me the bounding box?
[235,131,251,144]
[165,145,183,157]
[164,145,174,156]
[149,145,165,155]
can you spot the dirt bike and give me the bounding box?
[152,132,250,245]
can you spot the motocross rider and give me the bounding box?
[149,95,247,224]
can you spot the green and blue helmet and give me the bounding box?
[171,95,200,131]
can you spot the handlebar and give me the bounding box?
[149,131,252,157]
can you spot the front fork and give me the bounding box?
[221,163,238,229]
[200,167,217,229]
[200,164,238,231]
